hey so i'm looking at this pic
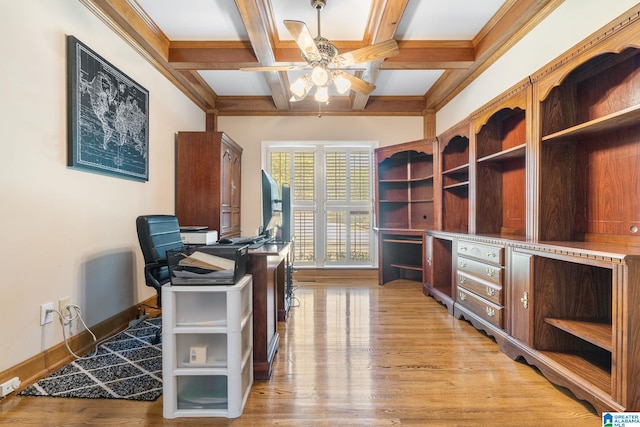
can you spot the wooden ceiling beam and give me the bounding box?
[351,0,410,110]
[168,40,475,70]
[234,0,290,110]
[215,95,426,116]
[383,41,475,69]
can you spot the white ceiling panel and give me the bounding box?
[371,70,445,96]
[136,0,248,40]
[396,0,505,40]
[272,0,373,41]
[198,70,272,96]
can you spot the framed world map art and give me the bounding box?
[66,35,149,181]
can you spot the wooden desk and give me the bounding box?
[247,242,291,380]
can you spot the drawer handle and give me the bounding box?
[485,267,496,277]
[459,276,466,284]
[427,257,432,266]
[521,291,529,309]
[486,287,495,297]
[459,292,467,301]
[459,260,467,268]
[487,252,496,258]
[460,246,468,251]
[485,307,495,317]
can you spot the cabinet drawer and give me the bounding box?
[457,257,503,286]
[457,271,502,305]
[457,241,504,265]
[457,288,503,329]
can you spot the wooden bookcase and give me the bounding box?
[472,83,529,238]
[416,6,640,414]
[374,139,436,285]
[438,123,470,234]
[537,47,640,244]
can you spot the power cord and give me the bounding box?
[49,304,98,360]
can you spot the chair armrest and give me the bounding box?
[144,259,169,288]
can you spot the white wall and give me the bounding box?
[218,116,423,235]
[436,0,640,134]
[0,0,204,372]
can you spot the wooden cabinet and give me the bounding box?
[423,232,455,313]
[503,244,640,414]
[371,5,640,414]
[454,238,505,331]
[508,250,533,347]
[505,16,640,412]
[418,6,640,414]
[246,242,291,380]
[374,139,436,285]
[176,132,242,238]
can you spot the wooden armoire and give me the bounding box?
[175,132,242,238]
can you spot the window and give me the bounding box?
[265,141,377,268]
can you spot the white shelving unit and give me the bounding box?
[162,275,253,419]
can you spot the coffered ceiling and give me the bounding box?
[81,0,562,116]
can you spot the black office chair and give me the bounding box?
[136,215,184,308]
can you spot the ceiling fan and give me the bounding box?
[241,0,399,103]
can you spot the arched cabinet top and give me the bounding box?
[471,78,529,133]
[437,119,471,153]
[532,6,640,102]
[375,138,436,162]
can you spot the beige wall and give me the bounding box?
[0,0,204,372]
[218,116,423,236]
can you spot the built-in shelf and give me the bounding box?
[476,144,526,163]
[390,263,422,271]
[541,104,640,143]
[442,164,469,176]
[539,351,611,394]
[383,238,422,244]
[409,175,435,182]
[544,318,612,352]
[380,179,410,183]
[443,181,470,191]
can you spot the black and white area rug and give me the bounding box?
[19,316,163,401]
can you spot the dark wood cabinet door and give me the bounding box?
[509,250,532,346]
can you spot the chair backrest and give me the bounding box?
[136,215,184,263]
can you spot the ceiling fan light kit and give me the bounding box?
[242,0,399,104]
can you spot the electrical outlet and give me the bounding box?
[40,302,54,325]
[0,377,20,397]
[59,297,71,318]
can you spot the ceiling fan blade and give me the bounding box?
[338,72,376,95]
[332,39,399,67]
[284,20,321,62]
[240,65,304,72]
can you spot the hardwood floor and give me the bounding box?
[1,278,600,426]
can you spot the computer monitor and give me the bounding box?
[261,170,282,238]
